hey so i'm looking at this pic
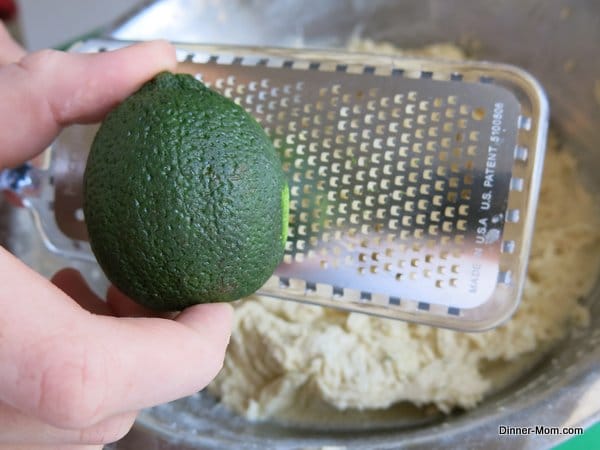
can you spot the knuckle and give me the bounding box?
[78,413,137,445]
[212,344,227,375]
[14,48,68,123]
[196,339,228,387]
[17,48,60,72]
[35,340,108,429]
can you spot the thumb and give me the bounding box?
[0,40,177,169]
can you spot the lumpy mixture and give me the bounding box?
[208,40,600,421]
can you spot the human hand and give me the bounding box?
[0,23,233,450]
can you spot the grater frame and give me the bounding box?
[12,38,548,331]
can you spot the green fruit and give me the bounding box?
[83,72,289,310]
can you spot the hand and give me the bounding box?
[0,23,233,450]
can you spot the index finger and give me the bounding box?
[0,40,177,169]
[0,248,233,430]
[0,22,26,64]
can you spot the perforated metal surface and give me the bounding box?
[175,54,521,312]
[39,39,547,329]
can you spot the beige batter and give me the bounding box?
[208,41,600,422]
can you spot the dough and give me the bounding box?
[208,41,600,421]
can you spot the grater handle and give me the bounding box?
[0,163,40,207]
[1,158,94,261]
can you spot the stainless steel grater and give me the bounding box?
[2,38,548,331]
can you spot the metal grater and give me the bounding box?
[2,38,548,331]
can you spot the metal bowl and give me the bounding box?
[3,0,599,448]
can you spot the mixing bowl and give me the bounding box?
[2,0,599,448]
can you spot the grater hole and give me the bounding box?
[510,177,525,191]
[502,241,516,253]
[389,296,401,305]
[506,209,520,223]
[74,208,85,222]
[302,280,316,294]
[517,115,532,130]
[498,270,512,284]
[448,307,460,316]
[333,286,344,298]
[472,107,486,121]
[514,145,529,161]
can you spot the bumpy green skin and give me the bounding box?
[84,72,288,310]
